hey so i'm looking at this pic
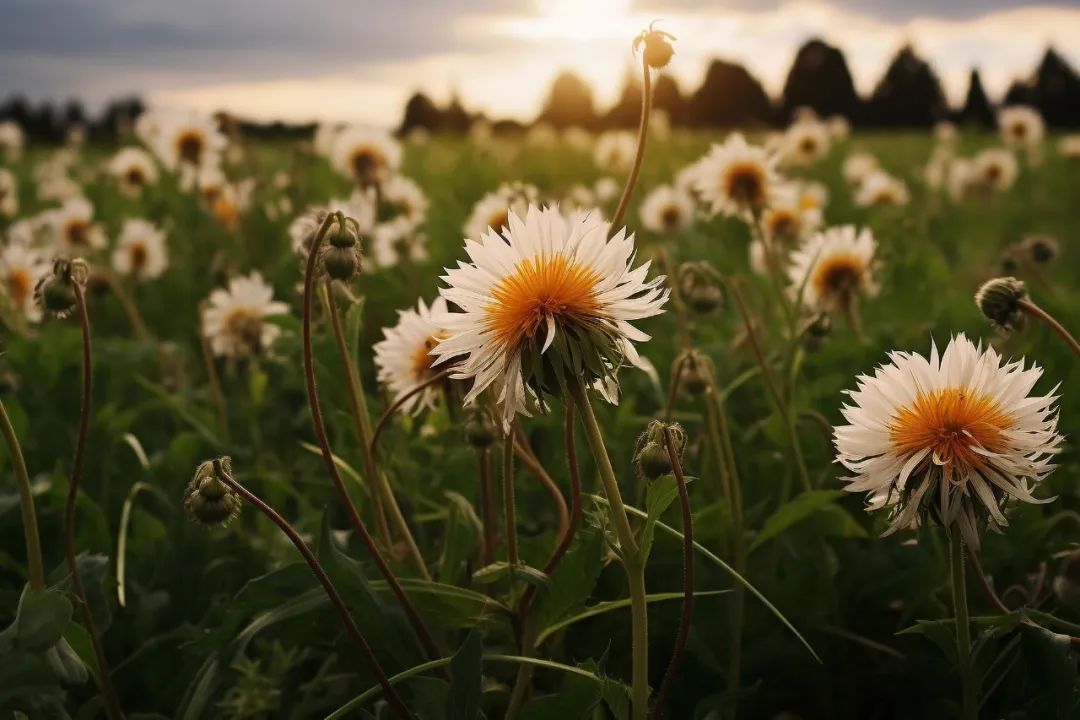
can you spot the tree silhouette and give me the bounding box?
[652,73,686,126]
[400,92,442,134]
[865,45,947,127]
[687,59,773,127]
[781,39,860,122]
[537,71,597,129]
[1032,48,1080,126]
[959,69,994,127]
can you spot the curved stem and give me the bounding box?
[0,398,44,590]
[608,54,653,237]
[950,530,976,720]
[967,549,1012,615]
[213,461,415,720]
[1019,298,1080,359]
[68,286,125,720]
[650,427,695,720]
[513,425,569,542]
[301,213,441,664]
[369,370,454,455]
[569,378,648,720]
[321,279,390,547]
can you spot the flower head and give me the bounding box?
[787,225,878,312]
[634,21,676,69]
[34,257,89,319]
[373,296,452,415]
[972,148,1018,192]
[433,205,668,431]
[975,277,1028,333]
[0,121,24,162]
[185,457,242,527]
[998,105,1044,148]
[0,168,18,218]
[633,420,687,480]
[108,147,159,196]
[835,334,1062,548]
[112,219,168,280]
[201,272,289,359]
[48,197,106,252]
[842,151,879,186]
[152,112,227,170]
[0,242,49,322]
[690,133,781,219]
[855,170,909,208]
[463,183,539,243]
[330,126,401,187]
[782,119,831,166]
[594,131,637,173]
[639,184,695,234]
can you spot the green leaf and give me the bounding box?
[641,473,695,561]
[471,562,551,590]
[13,586,74,652]
[533,526,605,633]
[750,490,845,552]
[445,630,483,720]
[534,590,728,647]
[1018,623,1077,717]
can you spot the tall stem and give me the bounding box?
[950,530,976,720]
[68,286,125,720]
[0,398,45,590]
[502,430,519,569]
[1019,298,1080,359]
[213,461,415,720]
[650,427,695,720]
[478,447,496,565]
[321,279,390,546]
[569,379,648,720]
[301,213,441,663]
[608,54,653,237]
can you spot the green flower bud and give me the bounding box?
[464,408,498,449]
[184,457,242,527]
[635,23,676,70]
[974,277,1027,333]
[34,257,89,319]
[1022,234,1058,264]
[678,261,724,315]
[802,312,832,352]
[633,419,687,480]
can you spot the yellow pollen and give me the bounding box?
[484,253,603,350]
[889,388,1012,470]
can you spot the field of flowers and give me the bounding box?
[2,30,1080,720]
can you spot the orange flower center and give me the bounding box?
[8,268,31,308]
[813,254,864,301]
[349,145,385,182]
[65,220,89,247]
[214,196,239,229]
[889,388,1012,470]
[723,162,766,208]
[660,205,683,230]
[800,194,819,210]
[766,209,799,242]
[222,308,264,354]
[485,253,602,350]
[125,167,146,186]
[411,332,449,382]
[487,209,510,234]
[129,243,148,271]
[176,131,205,165]
[799,137,817,155]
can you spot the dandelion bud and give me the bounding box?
[802,312,832,352]
[679,350,713,397]
[678,261,724,315]
[319,217,363,281]
[635,23,676,70]
[1022,234,1058,264]
[184,457,242,527]
[464,408,498,449]
[633,419,687,480]
[975,276,1027,333]
[34,257,89,319]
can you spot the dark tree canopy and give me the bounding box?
[400,92,442,134]
[865,45,947,127]
[781,39,861,122]
[605,71,642,128]
[652,73,686,125]
[1031,48,1080,126]
[959,69,995,127]
[687,59,773,127]
[538,71,597,129]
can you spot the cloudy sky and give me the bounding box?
[2,0,1079,126]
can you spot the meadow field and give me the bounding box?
[1,95,1079,720]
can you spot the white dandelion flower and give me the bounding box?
[787,225,878,311]
[432,205,668,431]
[855,170,909,208]
[47,196,106,252]
[593,131,637,173]
[108,147,159,196]
[201,272,289,359]
[689,133,782,219]
[1059,135,1080,160]
[330,126,401,187]
[639,184,695,234]
[0,168,17,218]
[0,243,49,322]
[971,148,1019,192]
[834,333,1062,548]
[998,106,1044,148]
[0,121,24,162]
[781,119,831,166]
[111,219,168,280]
[152,111,227,170]
[373,296,452,415]
[380,174,429,229]
[842,151,880,186]
[462,183,538,243]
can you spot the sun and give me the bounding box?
[528,0,633,39]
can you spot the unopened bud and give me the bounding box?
[633,420,687,480]
[678,261,724,315]
[635,23,676,70]
[34,257,89,319]
[975,277,1027,334]
[319,216,363,281]
[1022,234,1058,264]
[802,312,832,352]
[184,457,242,527]
[464,408,498,449]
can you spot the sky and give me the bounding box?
[2,0,1079,127]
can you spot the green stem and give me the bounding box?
[0,398,44,590]
[950,530,977,720]
[569,378,648,720]
[502,429,519,568]
[608,53,653,237]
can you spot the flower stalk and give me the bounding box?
[0,397,44,590]
[608,45,653,238]
[1018,298,1080,359]
[949,530,977,720]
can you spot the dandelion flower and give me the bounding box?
[433,205,668,430]
[1059,135,1080,160]
[330,126,401,187]
[0,168,17,218]
[835,334,1062,548]
[934,121,958,144]
[972,148,1018,192]
[782,119,831,166]
[787,225,878,312]
[0,121,24,162]
[0,243,49,322]
[842,152,879,186]
[202,272,289,359]
[463,183,538,243]
[690,133,781,218]
[855,170,909,208]
[827,115,851,140]
[109,147,159,196]
[111,219,168,280]
[593,131,637,173]
[380,174,429,229]
[153,112,227,170]
[47,196,106,252]
[749,185,823,274]
[373,297,452,414]
[998,106,1044,148]
[640,184,695,234]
